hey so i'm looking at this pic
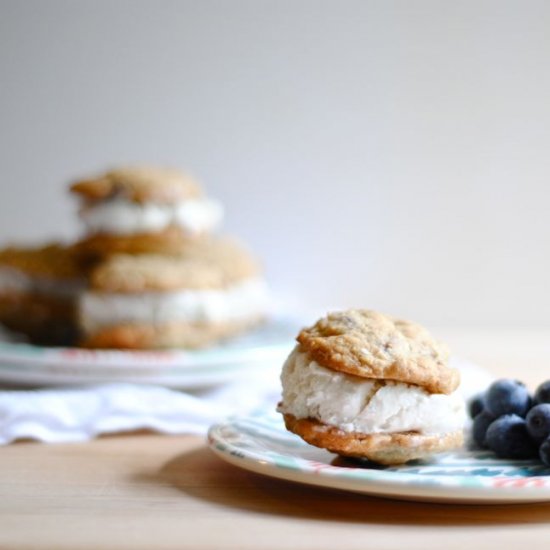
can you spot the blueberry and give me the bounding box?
[468,393,485,419]
[485,414,538,459]
[472,410,495,448]
[485,379,531,417]
[540,437,550,467]
[526,404,550,443]
[534,380,550,405]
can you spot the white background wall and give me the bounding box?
[1,0,550,327]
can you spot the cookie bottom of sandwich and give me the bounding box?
[0,292,79,346]
[80,316,265,349]
[282,413,464,465]
[74,226,206,260]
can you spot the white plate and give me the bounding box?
[208,410,550,504]
[0,318,298,389]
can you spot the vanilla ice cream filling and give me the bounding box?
[80,197,224,236]
[0,267,85,299]
[80,278,269,332]
[280,347,465,435]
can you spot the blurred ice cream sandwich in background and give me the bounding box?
[79,236,269,349]
[0,243,86,345]
[0,165,269,350]
[71,166,223,259]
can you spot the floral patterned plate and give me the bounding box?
[0,317,298,389]
[208,410,550,504]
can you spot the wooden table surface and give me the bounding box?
[0,329,549,550]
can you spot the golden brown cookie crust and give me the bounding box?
[0,243,86,280]
[70,166,201,203]
[297,309,459,394]
[73,226,205,260]
[88,236,262,292]
[80,316,264,349]
[283,413,463,465]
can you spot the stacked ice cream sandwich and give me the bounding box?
[0,166,269,348]
[71,167,223,258]
[0,244,86,345]
[80,237,268,349]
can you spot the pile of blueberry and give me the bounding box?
[469,379,550,466]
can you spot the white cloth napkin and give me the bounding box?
[0,357,492,445]
[0,368,282,444]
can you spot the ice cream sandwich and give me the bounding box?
[71,166,223,258]
[279,309,465,465]
[0,243,86,345]
[79,236,269,349]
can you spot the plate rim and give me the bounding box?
[208,412,550,504]
[0,317,298,388]
[0,339,288,366]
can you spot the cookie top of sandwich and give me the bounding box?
[70,166,201,203]
[0,243,85,280]
[296,309,459,394]
[89,236,262,293]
